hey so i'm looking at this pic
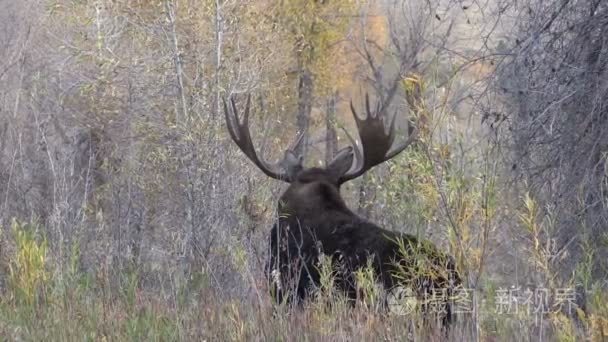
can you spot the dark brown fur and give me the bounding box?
[266,167,460,320]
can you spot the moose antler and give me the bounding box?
[223,95,304,182]
[339,93,418,183]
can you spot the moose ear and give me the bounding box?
[327,146,354,180]
[281,150,303,182]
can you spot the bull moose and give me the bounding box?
[223,92,460,322]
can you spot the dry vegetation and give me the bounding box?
[0,0,606,341]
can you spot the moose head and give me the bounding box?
[223,93,460,321]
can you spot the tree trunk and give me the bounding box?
[295,67,313,158]
[325,91,338,164]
